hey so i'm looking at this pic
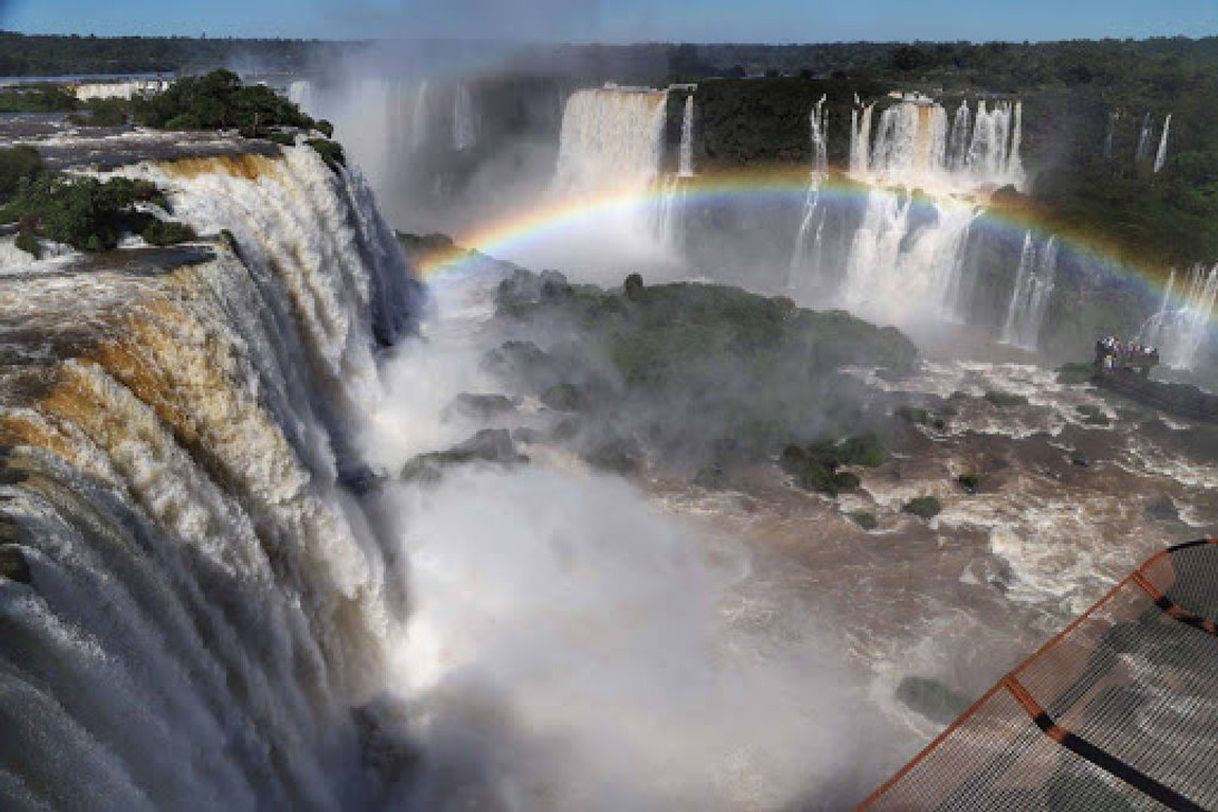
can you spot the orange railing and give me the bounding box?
[860,539,1218,811]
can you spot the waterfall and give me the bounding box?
[452,84,476,152]
[850,102,874,176]
[854,97,1023,192]
[1139,265,1218,370]
[947,102,972,172]
[788,96,830,287]
[412,80,430,152]
[1104,110,1120,160]
[0,146,419,810]
[1154,113,1172,173]
[553,87,669,196]
[1135,112,1154,162]
[1001,233,1059,350]
[678,95,695,178]
[838,189,977,321]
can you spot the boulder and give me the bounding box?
[0,544,31,584]
[401,429,527,482]
[902,496,942,519]
[446,393,519,421]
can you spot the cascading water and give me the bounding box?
[1001,233,1059,350]
[818,95,1024,324]
[857,97,1023,191]
[1135,112,1155,162]
[1154,113,1172,173]
[547,86,682,270]
[1139,265,1218,370]
[0,145,418,811]
[452,84,476,152]
[553,87,669,195]
[849,100,874,176]
[1104,110,1120,160]
[788,96,830,287]
[678,95,695,178]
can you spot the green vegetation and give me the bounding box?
[1076,404,1112,426]
[848,511,878,531]
[68,98,130,127]
[780,434,886,496]
[1,173,193,254]
[0,83,79,113]
[0,146,47,202]
[984,390,1029,408]
[135,69,314,132]
[902,496,942,520]
[305,138,345,172]
[1057,361,1099,385]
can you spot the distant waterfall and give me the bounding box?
[0,147,418,810]
[412,80,430,152]
[553,87,669,196]
[552,86,682,260]
[1139,265,1218,370]
[789,96,830,286]
[1104,110,1120,160]
[1154,113,1172,173]
[1135,112,1154,163]
[838,190,978,321]
[947,102,972,172]
[854,97,1024,191]
[1001,233,1059,350]
[850,101,874,176]
[452,84,476,152]
[678,95,695,178]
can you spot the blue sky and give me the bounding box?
[2,0,1216,42]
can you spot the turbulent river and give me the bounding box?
[1,85,1217,811]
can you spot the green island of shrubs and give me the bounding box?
[0,71,344,256]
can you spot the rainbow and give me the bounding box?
[411,166,1198,317]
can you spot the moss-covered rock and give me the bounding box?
[848,511,878,531]
[1056,361,1098,385]
[1076,404,1111,426]
[902,496,942,519]
[983,390,1029,408]
[895,676,971,725]
[401,429,527,482]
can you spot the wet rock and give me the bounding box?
[541,383,591,413]
[446,393,518,421]
[957,472,981,494]
[984,390,1028,408]
[582,437,643,476]
[693,462,729,490]
[1076,404,1110,426]
[0,544,31,584]
[896,676,971,725]
[510,426,542,445]
[1057,362,1097,385]
[623,272,644,302]
[848,511,878,531]
[401,429,527,482]
[896,405,931,426]
[901,496,942,520]
[1145,495,1180,523]
[1071,455,1091,468]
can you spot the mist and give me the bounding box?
[355,265,903,809]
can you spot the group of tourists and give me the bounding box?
[1096,335,1159,374]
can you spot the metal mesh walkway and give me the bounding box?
[861,539,1218,812]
